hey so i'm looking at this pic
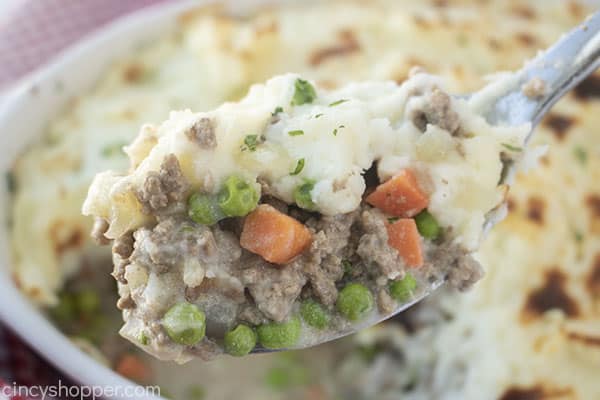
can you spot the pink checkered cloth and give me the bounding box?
[0,0,169,398]
[0,0,170,90]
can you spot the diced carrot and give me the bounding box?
[115,354,152,383]
[240,204,312,264]
[366,169,428,217]
[386,218,424,268]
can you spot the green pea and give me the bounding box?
[188,193,223,225]
[217,176,259,217]
[293,180,316,210]
[414,210,440,240]
[291,78,316,106]
[76,289,100,314]
[185,385,206,400]
[257,317,301,349]
[389,274,417,302]
[51,292,76,322]
[224,324,257,357]
[162,302,206,346]
[336,283,374,321]
[300,300,329,329]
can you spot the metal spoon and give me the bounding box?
[252,11,600,353]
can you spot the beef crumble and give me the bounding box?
[185,117,217,149]
[411,88,460,135]
[91,217,110,245]
[136,154,189,214]
[112,195,484,361]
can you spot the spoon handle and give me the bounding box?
[477,10,600,127]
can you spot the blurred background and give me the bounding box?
[0,1,599,399]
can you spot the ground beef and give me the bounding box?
[90,217,110,245]
[411,88,460,135]
[136,154,189,215]
[357,208,405,280]
[240,256,307,322]
[116,294,135,310]
[185,118,216,149]
[111,233,134,284]
[129,218,240,276]
[189,337,223,361]
[296,212,358,306]
[262,195,289,214]
[238,304,269,326]
[426,241,483,291]
[113,191,484,361]
[113,232,134,259]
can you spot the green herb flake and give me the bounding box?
[140,332,149,346]
[333,125,345,136]
[573,146,588,166]
[501,143,523,152]
[242,134,260,152]
[329,99,349,107]
[5,172,16,194]
[290,158,305,175]
[314,113,324,119]
[288,130,304,137]
[574,231,584,243]
[272,106,284,116]
[101,141,129,158]
[291,78,317,106]
[387,217,400,224]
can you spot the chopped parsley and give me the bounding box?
[288,130,304,137]
[290,158,305,175]
[5,172,16,194]
[139,332,149,346]
[291,78,316,106]
[573,146,588,166]
[242,134,260,151]
[333,125,345,136]
[387,217,400,224]
[501,143,523,152]
[329,99,349,107]
[314,113,324,119]
[272,106,284,116]
[574,231,584,243]
[101,141,129,158]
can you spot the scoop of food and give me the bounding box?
[81,8,600,361]
[82,70,531,362]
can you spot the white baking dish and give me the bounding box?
[0,1,274,398]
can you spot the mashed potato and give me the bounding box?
[83,72,526,247]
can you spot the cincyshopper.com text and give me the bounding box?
[0,380,161,399]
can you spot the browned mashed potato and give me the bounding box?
[8,0,600,399]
